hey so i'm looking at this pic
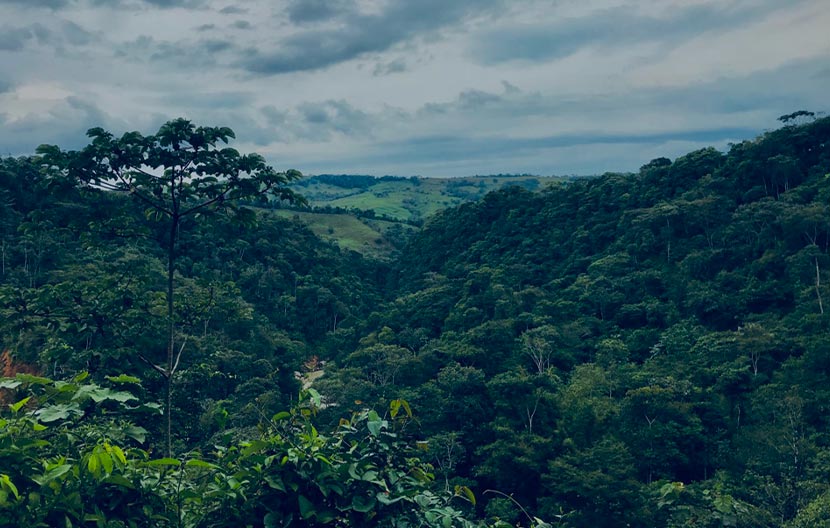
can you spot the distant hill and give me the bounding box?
[289,174,562,223]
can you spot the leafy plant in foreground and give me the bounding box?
[1,375,550,527]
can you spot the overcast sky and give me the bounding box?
[0,0,827,177]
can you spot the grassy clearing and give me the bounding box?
[271,210,406,259]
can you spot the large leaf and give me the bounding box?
[36,403,83,423]
[124,425,148,444]
[298,495,316,519]
[31,464,72,486]
[105,374,141,385]
[9,396,31,413]
[351,494,377,513]
[0,379,22,390]
[73,386,137,404]
[145,458,181,467]
[367,410,383,437]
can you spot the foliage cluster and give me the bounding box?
[1,374,542,527]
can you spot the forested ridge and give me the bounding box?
[2,115,830,526]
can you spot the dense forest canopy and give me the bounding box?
[1,115,830,526]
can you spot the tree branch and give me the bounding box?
[181,193,226,217]
[112,169,173,215]
[138,352,168,378]
[171,335,187,375]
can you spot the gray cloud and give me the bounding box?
[114,35,234,67]
[239,0,504,75]
[472,1,808,64]
[0,20,96,52]
[294,100,375,139]
[219,5,246,14]
[0,0,206,8]
[59,20,97,46]
[363,127,756,168]
[262,54,828,176]
[131,0,206,7]
[0,0,68,8]
[285,0,352,24]
[0,0,826,178]
[230,20,252,30]
[0,96,128,154]
[0,26,36,51]
[373,58,407,76]
[162,91,255,109]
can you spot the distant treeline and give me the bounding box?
[296,174,420,189]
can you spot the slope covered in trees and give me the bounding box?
[318,115,830,526]
[2,115,830,526]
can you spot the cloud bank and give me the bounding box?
[0,0,827,176]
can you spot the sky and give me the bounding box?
[0,0,827,177]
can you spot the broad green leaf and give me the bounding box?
[272,411,291,421]
[264,474,285,492]
[298,495,316,519]
[9,396,31,413]
[31,464,72,486]
[145,458,181,467]
[362,470,380,483]
[0,379,22,390]
[133,402,163,414]
[87,454,99,475]
[124,425,148,444]
[241,439,269,456]
[0,474,19,500]
[105,374,141,384]
[185,459,219,470]
[110,445,127,465]
[454,485,476,505]
[264,512,279,528]
[75,386,137,404]
[102,475,135,489]
[307,388,322,407]
[36,403,82,423]
[351,494,376,512]
[415,495,432,508]
[367,410,383,437]
[316,508,338,523]
[14,374,51,386]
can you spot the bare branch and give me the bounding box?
[171,335,188,375]
[181,193,226,217]
[112,169,172,215]
[138,352,168,378]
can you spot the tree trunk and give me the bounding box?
[815,257,824,315]
[164,214,178,457]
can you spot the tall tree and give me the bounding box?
[37,118,304,455]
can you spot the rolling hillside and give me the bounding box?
[289,174,561,223]
[270,209,417,259]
